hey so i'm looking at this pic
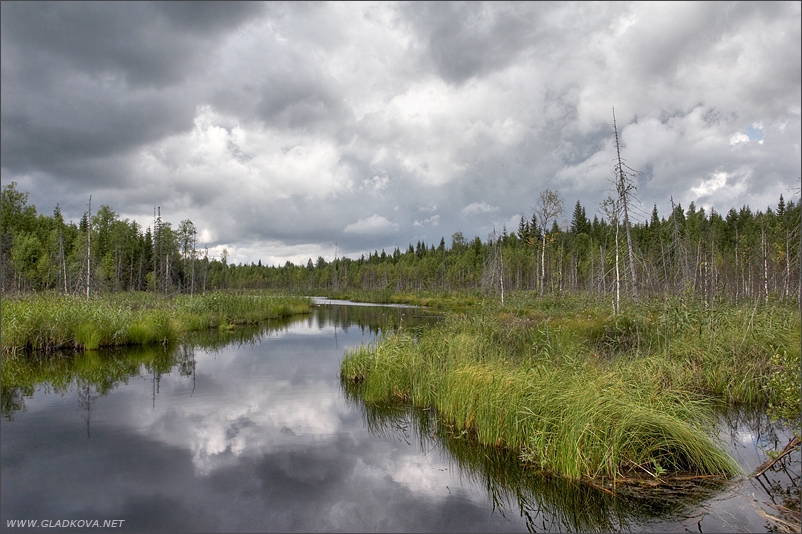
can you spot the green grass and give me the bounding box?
[1,290,311,354]
[337,398,721,532]
[341,291,800,482]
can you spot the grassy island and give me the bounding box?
[341,292,800,483]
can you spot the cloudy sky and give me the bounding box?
[2,1,800,266]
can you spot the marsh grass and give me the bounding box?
[342,328,738,481]
[339,395,730,532]
[341,292,799,481]
[1,290,311,354]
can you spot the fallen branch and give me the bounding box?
[756,508,801,533]
[586,479,618,497]
[751,436,801,478]
[663,474,729,481]
[589,472,728,490]
[774,503,802,522]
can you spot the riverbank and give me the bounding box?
[319,288,483,312]
[0,290,311,354]
[340,292,801,482]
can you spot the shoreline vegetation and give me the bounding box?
[339,290,801,484]
[2,284,799,491]
[0,290,311,354]
[1,290,802,491]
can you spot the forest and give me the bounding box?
[1,180,800,307]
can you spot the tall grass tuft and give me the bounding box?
[342,324,739,480]
[339,292,798,481]
[1,290,311,354]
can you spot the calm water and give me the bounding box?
[1,300,798,533]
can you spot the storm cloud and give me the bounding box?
[2,1,799,266]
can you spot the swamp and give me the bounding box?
[1,293,799,532]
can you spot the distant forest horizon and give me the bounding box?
[2,181,800,305]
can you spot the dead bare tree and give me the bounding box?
[612,108,640,300]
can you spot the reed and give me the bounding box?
[342,327,738,480]
[341,292,800,481]
[1,290,311,354]
[338,399,721,533]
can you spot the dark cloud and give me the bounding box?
[153,1,266,35]
[400,2,546,85]
[1,1,799,265]
[1,86,194,177]
[1,2,262,87]
[253,75,352,131]
[0,1,260,180]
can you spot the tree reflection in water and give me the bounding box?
[3,302,796,532]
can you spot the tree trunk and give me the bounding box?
[613,109,638,300]
[540,234,546,296]
[762,224,769,303]
[614,221,620,314]
[86,196,92,298]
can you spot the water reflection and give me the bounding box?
[1,303,798,533]
[2,343,180,422]
[341,385,731,533]
[7,304,519,533]
[713,406,801,533]
[1,304,425,422]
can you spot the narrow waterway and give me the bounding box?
[1,300,797,532]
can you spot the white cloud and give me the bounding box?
[344,214,399,235]
[730,132,750,147]
[689,167,752,212]
[461,201,499,216]
[208,241,338,267]
[413,215,439,227]
[692,171,729,198]
[142,106,354,204]
[361,175,390,192]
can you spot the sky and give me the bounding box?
[2,1,800,267]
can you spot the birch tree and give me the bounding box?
[534,188,564,296]
[601,195,621,314]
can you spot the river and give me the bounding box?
[1,299,798,532]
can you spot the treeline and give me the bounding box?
[1,182,216,296]
[2,181,800,305]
